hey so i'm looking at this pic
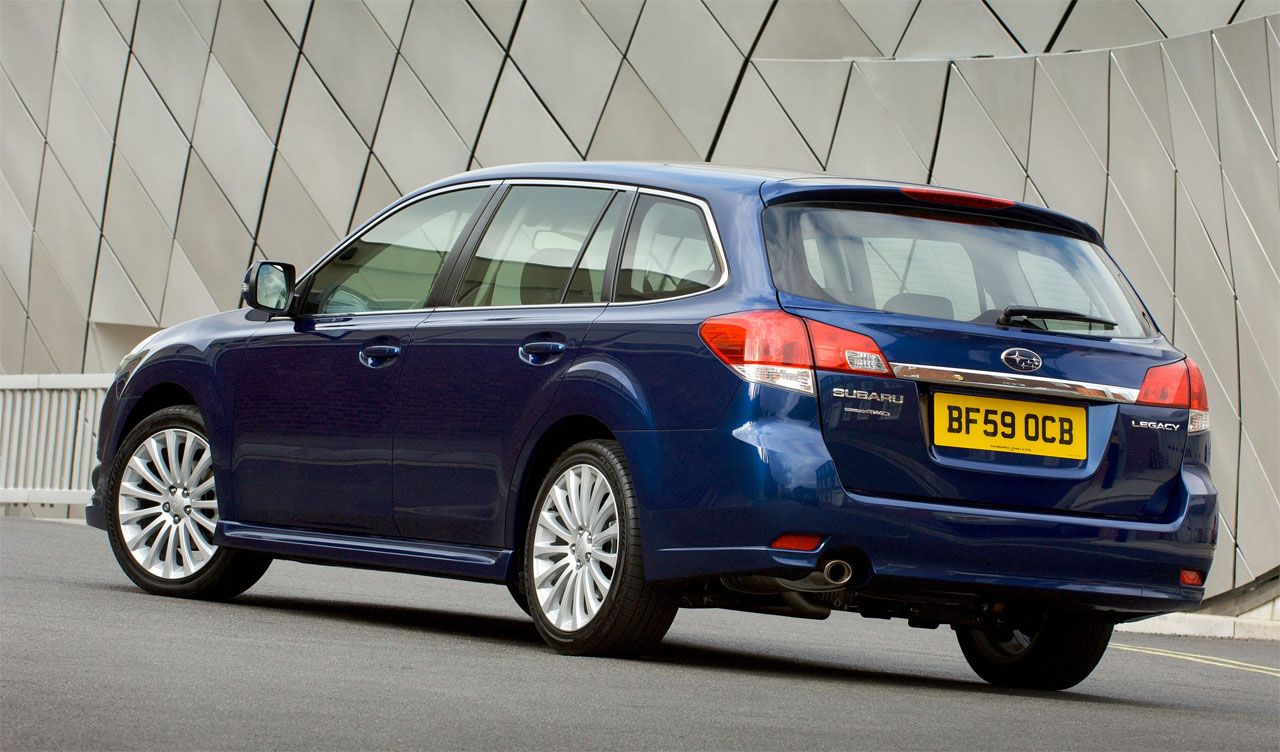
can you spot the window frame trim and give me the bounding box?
[282,178,733,318]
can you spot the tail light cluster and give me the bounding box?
[1137,358,1210,433]
[698,310,892,395]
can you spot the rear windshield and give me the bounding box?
[763,204,1152,338]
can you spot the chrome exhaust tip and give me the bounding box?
[822,559,853,587]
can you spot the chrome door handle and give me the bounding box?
[518,341,566,365]
[359,344,401,368]
[520,342,566,355]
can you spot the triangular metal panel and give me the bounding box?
[1102,182,1173,329]
[987,0,1070,53]
[588,63,700,162]
[1172,179,1238,416]
[930,66,1027,201]
[89,242,157,328]
[1223,177,1280,380]
[1214,19,1277,156]
[1214,37,1280,273]
[1137,0,1237,39]
[754,0,879,60]
[838,0,918,56]
[1023,176,1046,207]
[955,56,1035,168]
[583,0,644,52]
[1049,0,1163,52]
[755,59,851,165]
[1112,43,1174,162]
[1028,60,1107,230]
[827,65,928,183]
[857,59,948,169]
[1036,50,1110,165]
[1162,31,1219,155]
[159,241,219,328]
[470,0,522,47]
[711,66,821,171]
[1109,58,1175,283]
[895,0,1022,58]
[1163,46,1230,272]
[704,0,772,54]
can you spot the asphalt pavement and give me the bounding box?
[2,517,1276,751]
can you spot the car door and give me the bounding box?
[227,184,494,535]
[393,182,631,546]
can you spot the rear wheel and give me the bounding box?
[105,405,271,600]
[523,440,677,656]
[956,612,1113,690]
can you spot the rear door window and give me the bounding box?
[454,185,616,307]
[616,195,721,302]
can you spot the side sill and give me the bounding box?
[214,521,513,582]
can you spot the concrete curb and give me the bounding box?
[1116,612,1280,641]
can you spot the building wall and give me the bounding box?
[1,0,1276,595]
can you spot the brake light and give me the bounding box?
[770,533,824,551]
[1137,358,1209,433]
[901,186,1016,210]
[805,319,893,376]
[1186,359,1210,433]
[699,310,815,394]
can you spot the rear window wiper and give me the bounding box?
[996,306,1118,330]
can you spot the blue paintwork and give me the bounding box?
[86,162,1216,617]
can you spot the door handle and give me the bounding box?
[520,341,566,355]
[518,341,566,365]
[359,344,402,368]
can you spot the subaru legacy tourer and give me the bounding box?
[86,163,1215,690]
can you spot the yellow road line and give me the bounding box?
[1114,643,1280,672]
[1112,643,1280,678]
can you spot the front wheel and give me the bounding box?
[105,405,271,600]
[523,440,678,656]
[956,612,1113,690]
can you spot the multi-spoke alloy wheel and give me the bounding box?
[522,440,678,656]
[118,428,219,579]
[532,463,619,631]
[105,405,270,600]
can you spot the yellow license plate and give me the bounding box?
[933,392,1086,460]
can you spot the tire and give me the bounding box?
[507,579,531,616]
[522,439,678,656]
[956,612,1113,690]
[105,405,271,600]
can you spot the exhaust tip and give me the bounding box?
[823,559,853,587]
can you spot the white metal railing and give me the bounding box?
[0,374,113,505]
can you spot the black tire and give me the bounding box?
[105,405,271,600]
[522,439,678,656]
[507,579,531,616]
[956,612,1113,690]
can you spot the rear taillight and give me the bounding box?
[699,311,892,394]
[805,319,893,376]
[1137,358,1210,433]
[699,311,815,394]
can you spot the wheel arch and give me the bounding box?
[505,413,617,580]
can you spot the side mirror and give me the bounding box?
[243,261,296,314]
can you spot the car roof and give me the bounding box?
[415,162,1101,243]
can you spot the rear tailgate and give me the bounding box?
[792,300,1189,522]
[762,189,1197,523]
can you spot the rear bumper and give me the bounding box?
[628,421,1216,617]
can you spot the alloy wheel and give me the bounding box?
[531,463,620,631]
[117,428,219,579]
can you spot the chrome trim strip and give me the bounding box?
[889,362,1140,404]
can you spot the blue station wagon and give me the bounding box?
[86,163,1216,690]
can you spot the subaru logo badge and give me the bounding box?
[1001,348,1042,373]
